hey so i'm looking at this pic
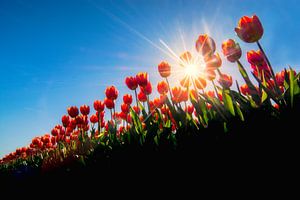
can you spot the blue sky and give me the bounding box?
[0,0,299,157]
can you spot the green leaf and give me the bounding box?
[289,68,295,107]
[222,89,235,116]
[235,103,244,121]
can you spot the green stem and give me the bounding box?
[134,89,139,108]
[165,77,175,106]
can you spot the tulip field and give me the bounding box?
[1,15,299,185]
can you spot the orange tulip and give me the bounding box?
[158,61,171,78]
[136,72,148,87]
[125,76,138,90]
[195,34,216,57]
[221,39,242,62]
[157,81,168,95]
[218,74,233,88]
[194,76,207,90]
[235,15,263,43]
[204,53,222,69]
[140,81,152,95]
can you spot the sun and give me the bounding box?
[184,63,201,78]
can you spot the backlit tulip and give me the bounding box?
[235,15,263,43]
[136,72,148,87]
[93,100,105,112]
[205,69,216,81]
[67,106,79,118]
[125,76,138,90]
[180,76,191,88]
[104,98,115,109]
[180,51,192,64]
[186,105,194,115]
[194,76,207,90]
[80,105,90,116]
[221,39,242,62]
[218,74,233,88]
[275,70,285,87]
[195,34,216,57]
[157,81,168,95]
[140,82,152,95]
[171,87,182,103]
[105,86,118,100]
[190,89,198,100]
[206,90,215,98]
[204,53,222,69]
[158,61,171,78]
[123,94,133,105]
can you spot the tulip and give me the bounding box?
[195,34,216,57]
[140,81,152,95]
[80,105,90,116]
[133,106,140,115]
[240,84,250,95]
[180,51,192,64]
[157,81,169,95]
[171,87,182,104]
[247,50,266,67]
[51,128,59,136]
[90,114,98,124]
[218,74,233,88]
[235,15,263,43]
[105,86,118,100]
[136,72,148,87]
[194,76,207,90]
[206,90,215,98]
[205,69,216,81]
[180,89,189,102]
[190,89,198,100]
[93,100,105,112]
[121,103,130,114]
[158,61,171,78]
[104,98,115,109]
[125,76,138,90]
[221,39,242,62]
[138,91,147,102]
[275,70,285,87]
[186,105,194,115]
[61,115,70,127]
[67,106,79,118]
[204,53,222,69]
[180,76,191,88]
[123,94,133,105]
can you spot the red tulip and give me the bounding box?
[140,82,152,95]
[204,53,222,69]
[125,76,138,90]
[221,39,242,62]
[51,128,59,136]
[158,61,171,78]
[67,106,79,118]
[136,72,148,87]
[93,100,105,112]
[133,106,140,115]
[240,84,250,95]
[123,94,133,105]
[157,81,168,95]
[186,105,194,115]
[119,111,127,120]
[235,15,263,43]
[180,89,188,102]
[194,76,207,90]
[90,114,98,124]
[121,103,130,114]
[247,50,266,67]
[80,105,90,116]
[61,115,70,127]
[218,74,233,88]
[273,103,279,110]
[138,91,147,102]
[217,92,223,102]
[195,34,216,57]
[275,70,285,87]
[105,86,118,100]
[104,98,115,109]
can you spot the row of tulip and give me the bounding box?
[1,14,299,171]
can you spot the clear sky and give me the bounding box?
[0,0,299,157]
